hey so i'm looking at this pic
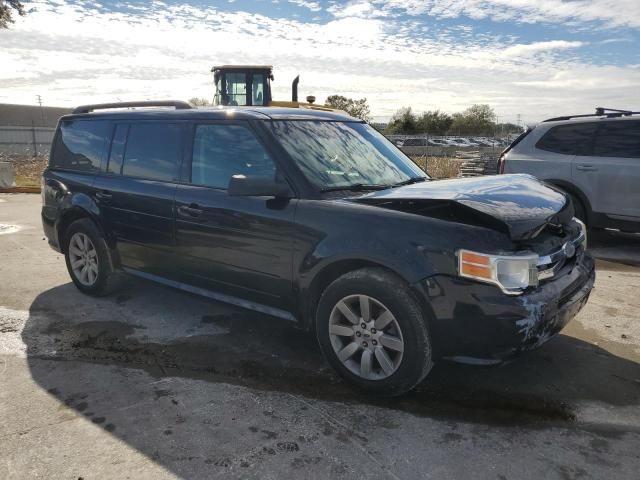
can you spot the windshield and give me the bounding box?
[269,121,428,189]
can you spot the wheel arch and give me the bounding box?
[544,179,593,225]
[300,258,425,332]
[56,200,116,266]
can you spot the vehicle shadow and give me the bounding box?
[22,277,640,477]
[589,228,640,266]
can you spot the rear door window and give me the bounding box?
[535,123,597,156]
[51,120,110,172]
[122,123,182,181]
[191,123,277,189]
[593,121,640,158]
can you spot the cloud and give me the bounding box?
[599,37,633,44]
[0,0,637,122]
[328,1,386,18]
[341,0,640,29]
[288,0,322,12]
[502,40,585,57]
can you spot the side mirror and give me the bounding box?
[228,175,291,198]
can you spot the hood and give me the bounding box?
[349,174,573,241]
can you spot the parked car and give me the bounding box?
[499,109,640,232]
[442,138,468,147]
[456,137,479,147]
[474,138,500,147]
[401,138,426,147]
[42,101,595,395]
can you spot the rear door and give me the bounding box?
[582,120,640,219]
[174,121,297,311]
[93,121,185,274]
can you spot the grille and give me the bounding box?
[536,231,585,283]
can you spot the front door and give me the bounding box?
[174,122,297,311]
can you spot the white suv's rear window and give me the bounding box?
[536,123,597,156]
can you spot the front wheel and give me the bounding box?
[315,268,433,396]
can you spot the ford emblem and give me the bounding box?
[563,242,576,258]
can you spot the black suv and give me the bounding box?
[42,101,595,395]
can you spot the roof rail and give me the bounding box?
[72,100,193,114]
[543,107,639,122]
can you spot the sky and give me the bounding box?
[1,0,639,123]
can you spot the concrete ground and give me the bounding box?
[1,193,639,480]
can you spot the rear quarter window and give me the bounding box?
[50,119,110,172]
[535,123,597,156]
[593,121,640,158]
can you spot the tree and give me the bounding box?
[448,104,496,135]
[0,0,25,28]
[384,107,418,134]
[189,97,212,107]
[325,95,371,122]
[495,122,523,135]
[416,110,453,135]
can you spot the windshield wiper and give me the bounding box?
[319,183,391,193]
[392,177,428,187]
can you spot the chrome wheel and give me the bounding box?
[328,294,404,380]
[68,232,98,286]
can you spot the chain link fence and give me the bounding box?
[0,124,54,188]
[0,125,55,157]
[385,134,510,177]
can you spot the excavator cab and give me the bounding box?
[212,65,273,107]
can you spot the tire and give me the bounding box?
[64,218,119,296]
[315,267,433,396]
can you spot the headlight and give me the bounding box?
[574,217,587,250]
[458,249,539,295]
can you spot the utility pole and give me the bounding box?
[36,95,45,126]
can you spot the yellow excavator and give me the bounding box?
[211,65,335,111]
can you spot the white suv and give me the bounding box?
[499,108,640,232]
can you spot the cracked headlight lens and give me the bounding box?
[458,249,539,295]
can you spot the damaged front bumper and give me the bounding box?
[423,252,595,364]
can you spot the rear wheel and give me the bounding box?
[64,218,119,296]
[316,268,433,396]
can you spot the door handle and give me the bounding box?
[576,164,598,172]
[177,203,203,218]
[95,190,112,200]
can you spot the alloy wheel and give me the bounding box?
[328,294,405,380]
[69,232,99,286]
